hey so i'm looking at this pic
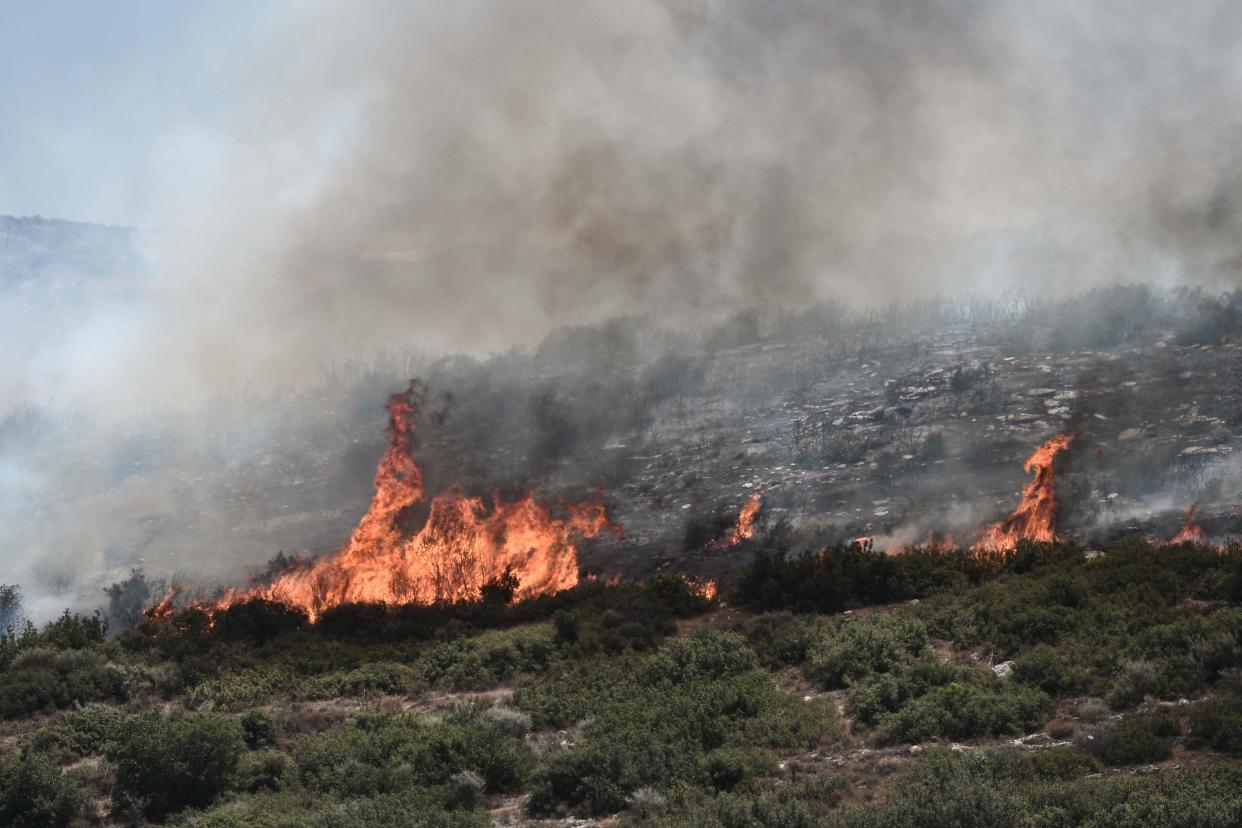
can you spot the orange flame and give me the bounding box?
[975,433,1075,552]
[210,386,619,619]
[707,494,761,549]
[1171,504,1205,544]
[690,577,718,601]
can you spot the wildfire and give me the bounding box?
[1171,504,1205,544]
[210,385,619,620]
[684,576,718,601]
[975,433,1075,552]
[708,494,761,549]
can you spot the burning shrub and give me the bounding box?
[106,710,244,820]
[684,506,739,551]
[0,751,84,828]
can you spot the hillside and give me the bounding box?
[3,539,1242,825]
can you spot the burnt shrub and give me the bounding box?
[106,710,244,820]
[212,598,308,643]
[685,506,739,551]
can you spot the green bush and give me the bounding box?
[850,660,1048,742]
[297,662,414,700]
[240,710,278,749]
[106,710,245,820]
[33,704,122,756]
[1029,747,1102,781]
[236,750,294,793]
[835,749,1023,828]
[1087,714,1179,766]
[521,631,834,817]
[296,709,533,798]
[1012,645,1099,696]
[0,648,128,718]
[1190,696,1242,755]
[699,746,776,792]
[0,751,84,828]
[184,669,290,712]
[805,615,927,688]
[212,599,308,644]
[877,679,1049,743]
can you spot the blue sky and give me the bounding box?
[0,2,280,225]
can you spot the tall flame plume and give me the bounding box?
[707,494,761,550]
[974,433,1075,552]
[209,384,619,619]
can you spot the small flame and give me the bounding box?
[707,494,761,549]
[208,385,619,620]
[684,576,718,601]
[975,433,1075,552]
[1171,504,1205,544]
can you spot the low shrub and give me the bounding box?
[106,710,244,820]
[1189,696,1242,755]
[0,751,84,828]
[240,710,278,749]
[805,615,927,688]
[1087,713,1179,766]
[1029,747,1102,781]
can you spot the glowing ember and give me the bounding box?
[975,433,1075,552]
[1171,505,1205,544]
[210,385,619,619]
[685,576,718,601]
[708,494,761,549]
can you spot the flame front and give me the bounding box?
[1171,504,1205,544]
[212,387,618,619]
[975,433,1074,552]
[708,494,761,550]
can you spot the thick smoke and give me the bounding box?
[105,0,1242,400]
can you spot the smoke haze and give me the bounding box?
[86,0,1242,401]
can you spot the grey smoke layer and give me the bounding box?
[116,0,1242,400]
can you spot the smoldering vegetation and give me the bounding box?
[2,283,1242,620]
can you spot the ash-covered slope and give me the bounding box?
[6,286,1242,610]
